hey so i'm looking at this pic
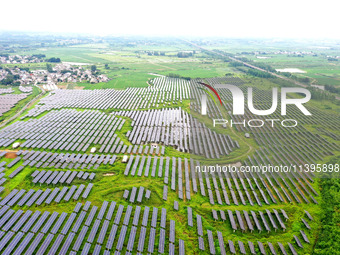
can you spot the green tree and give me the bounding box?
[46,63,53,73]
[91,65,97,73]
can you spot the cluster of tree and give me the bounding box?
[250,61,276,72]
[287,54,304,58]
[0,54,9,57]
[325,85,340,94]
[91,65,97,73]
[229,61,243,67]
[0,74,20,86]
[46,57,61,63]
[280,72,311,84]
[104,64,110,69]
[32,54,46,59]
[314,156,340,254]
[246,68,274,78]
[309,87,337,101]
[147,51,165,56]
[60,70,77,75]
[177,52,193,58]
[20,67,29,72]
[327,57,338,61]
[46,63,54,73]
[167,73,191,80]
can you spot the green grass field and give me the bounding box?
[0,38,339,254]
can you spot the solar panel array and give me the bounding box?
[0,93,30,117]
[0,200,190,254]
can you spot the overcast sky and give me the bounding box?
[1,0,338,39]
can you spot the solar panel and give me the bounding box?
[93,244,102,255]
[238,240,246,254]
[217,231,226,255]
[23,232,44,254]
[207,230,216,254]
[268,242,277,255]
[145,189,151,200]
[198,236,205,251]
[259,211,271,232]
[148,227,156,253]
[22,211,41,233]
[151,207,158,228]
[83,201,91,211]
[160,208,167,229]
[116,225,127,251]
[61,212,77,235]
[41,211,59,234]
[11,210,32,232]
[137,187,144,203]
[31,211,50,233]
[127,226,137,251]
[129,187,137,203]
[97,220,109,244]
[142,206,150,227]
[137,226,146,252]
[169,220,175,243]
[2,231,24,255]
[131,206,141,227]
[163,185,168,201]
[0,231,15,252]
[48,233,64,255]
[7,190,26,206]
[123,205,133,225]
[288,243,298,255]
[105,224,118,250]
[106,201,116,221]
[176,239,184,255]
[88,219,101,243]
[59,232,75,255]
[36,188,51,205]
[73,225,89,251]
[51,212,68,234]
[85,206,97,226]
[114,205,124,225]
[0,189,19,206]
[36,233,54,254]
[169,242,175,255]
[54,187,68,203]
[73,202,82,213]
[258,241,266,255]
[45,188,60,204]
[2,209,23,231]
[82,183,93,199]
[13,232,34,255]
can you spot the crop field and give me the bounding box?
[0,37,339,255]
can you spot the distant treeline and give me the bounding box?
[32,54,46,59]
[280,72,311,84]
[46,57,61,63]
[233,66,274,78]
[246,68,274,78]
[167,73,191,80]
[325,85,340,95]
